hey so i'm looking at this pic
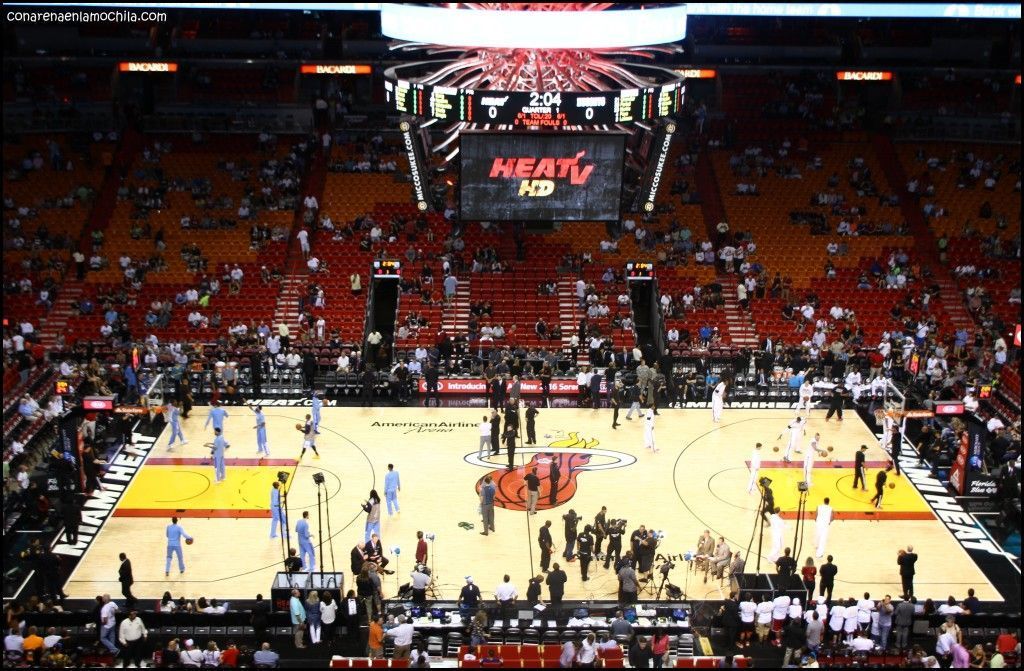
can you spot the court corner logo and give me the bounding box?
[468,431,634,512]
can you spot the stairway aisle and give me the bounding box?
[440,279,472,335]
[719,280,760,348]
[871,133,980,334]
[695,147,728,241]
[38,281,85,348]
[272,274,306,333]
[557,279,587,367]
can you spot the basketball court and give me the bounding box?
[62,405,1005,603]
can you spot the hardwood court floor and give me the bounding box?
[63,406,1002,603]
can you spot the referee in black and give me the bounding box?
[525,404,538,445]
[423,363,440,407]
[825,384,848,421]
[853,445,868,491]
[871,463,894,509]
[890,426,903,476]
[610,381,623,429]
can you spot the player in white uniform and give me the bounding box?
[643,408,658,452]
[797,379,815,416]
[803,434,819,486]
[711,380,727,422]
[815,497,832,558]
[780,416,806,462]
[747,442,762,494]
[880,412,896,452]
[767,508,786,562]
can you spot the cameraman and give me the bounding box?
[604,519,624,569]
[562,509,580,561]
[410,564,430,604]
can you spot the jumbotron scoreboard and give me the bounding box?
[384,65,684,128]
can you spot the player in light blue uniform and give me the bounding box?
[252,405,269,456]
[296,510,316,571]
[204,402,228,433]
[311,391,322,434]
[384,463,401,516]
[212,429,229,482]
[167,402,187,447]
[270,481,287,539]
[165,516,194,576]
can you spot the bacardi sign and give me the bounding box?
[300,64,372,75]
[118,62,178,73]
[836,70,892,81]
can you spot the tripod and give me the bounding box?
[425,537,441,600]
[792,486,809,562]
[745,481,772,575]
[654,565,676,600]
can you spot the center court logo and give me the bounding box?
[467,431,635,511]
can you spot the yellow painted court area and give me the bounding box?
[118,465,284,514]
[762,466,934,519]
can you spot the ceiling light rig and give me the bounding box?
[382,3,688,164]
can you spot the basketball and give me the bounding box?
[889,482,896,489]
[772,446,780,452]
[826,446,834,453]
[296,423,304,431]
[185,538,194,545]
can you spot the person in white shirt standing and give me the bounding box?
[99,594,119,656]
[747,443,763,494]
[118,610,148,668]
[780,416,806,462]
[711,380,727,423]
[838,599,857,644]
[643,408,658,453]
[802,440,817,488]
[296,227,310,260]
[477,415,492,458]
[385,615,415,660]
[856,593,875,633]
[797,379,815,416]
[814,498,832,558]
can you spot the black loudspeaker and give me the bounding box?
[783,575,807,602]
[735,573,775,599]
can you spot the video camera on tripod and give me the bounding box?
[608,518,628,533]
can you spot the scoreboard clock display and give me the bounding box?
[370,258,397,276]
[385,64,685,127]
[626,262,655,280]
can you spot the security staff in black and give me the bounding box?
[538,520,554,572]
[818,555,838,602]
[525,405,538,445]
[423,364,440,406]
[870,463,893,509]
[360,368,375,407]
[503,401,519,434]
[611,383,623,429]
[890,428,902,476]
[593,506,608,558]
[604,521,623,569]
[650,365,665,415]
[589,370,603,409]
[490,411,501,455]
[825,384,848,421]
[490,375,506,409]
[577,525,595,581]
[548,459,561,506]
[504,424,518,471]
[562,509,580,561]
[853,445,868,491]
